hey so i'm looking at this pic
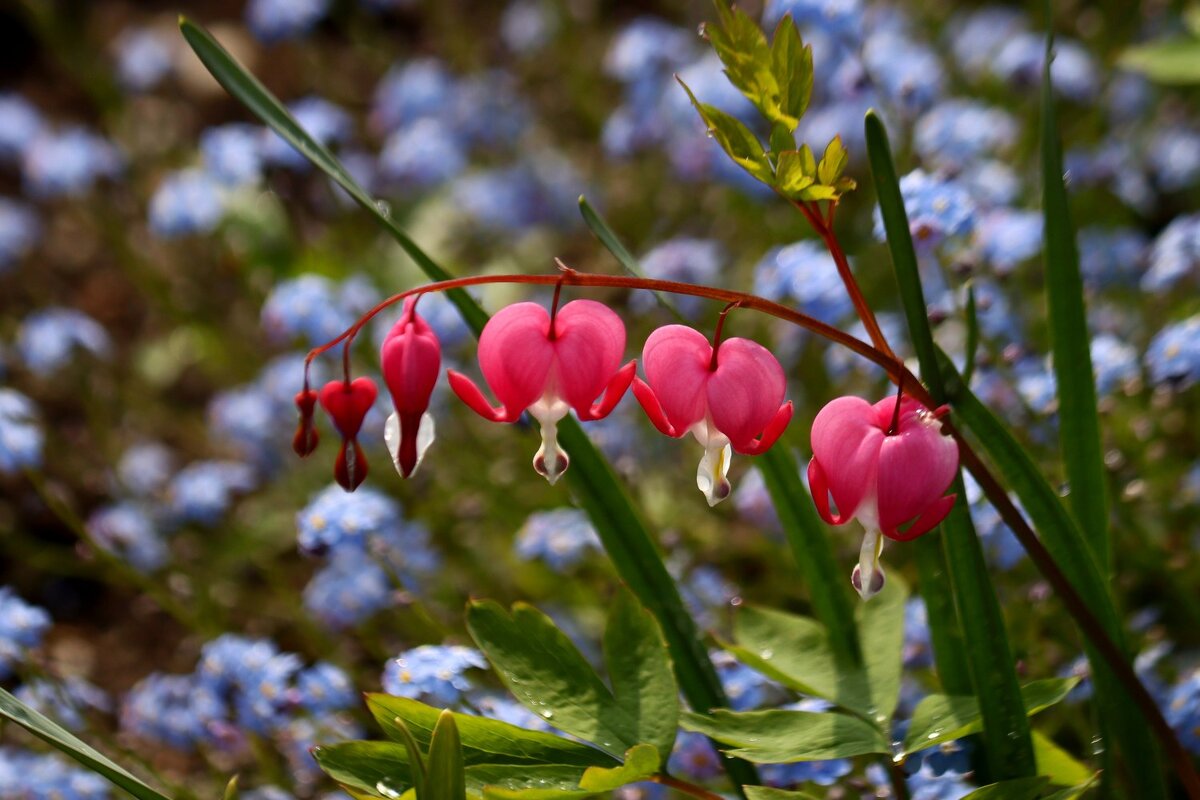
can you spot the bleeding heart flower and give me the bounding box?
[632,323,793,506]
[447,299,636,484]
[380,297,441,478]
[808,393,959,600]
[319,376,378,491]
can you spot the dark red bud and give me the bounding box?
[293,390,320,457]
[334,438,368,492]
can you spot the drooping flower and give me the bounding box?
[318,377,378,491]
[632,322,792,505]
[380,297,441,478]
[808,394,959,599]
[447,299,635,484]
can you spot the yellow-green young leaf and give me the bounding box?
[427,712,467,800]
[681,709,890,762]
[769,123,795,159]
[775,151,815,195]
[224,776,239,800]
[798,144,816,176]
[961,778,1053,799]
[578,745,660,791]
[817,136,849,187]
[677,78,773,184]
[705,2,796,129]
[603,589,679,761]
[745,788,821,800]
[796,184,838,201]
[1119,39,1200,84]
[770,16,813,127]
[1033,731,1094,788]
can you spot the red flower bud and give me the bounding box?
[380,297,441,478]
[292,389,319,457]
[319,377,378,491]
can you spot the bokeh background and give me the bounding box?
[1,0,1199,797]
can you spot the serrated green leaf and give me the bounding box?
[1033,731,1094,787]
[0,686,172,800]
[744,788,821,800]
[900,679,1079,755]
[1119,39,1200,84]
[774,151,815,196]
[466,602,638,759]
[604,589,679,761]
[681,709,890,762]
[816,136,848,186]
[706,2,797,129]
[578,744,659,791]
[962,778,1054,799]
[677,78,773,184]
[770,16,813,127]
[366,696,616,769]
[428,711,467,800]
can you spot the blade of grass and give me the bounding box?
[0,687,173,800]
[180,18,757,791]
[866,109,1035,780]
[578,198,861,667]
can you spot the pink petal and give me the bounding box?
[477,302,555,415]
[381,301,442,416]
[706,337,787,451]
[883,494,956,541]
[552,300,627,412]
[632,378,682,437]
[641,325,712,432]
[809,395,884,526]
[875,400,959,532]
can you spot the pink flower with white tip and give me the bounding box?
[632,320,793,506]
[447,298,636,484]
[808,393,959,600]
[380,296,441,478]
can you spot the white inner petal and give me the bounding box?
[530,397,569,485]
[854,528,886,601]
[696,442,733,507]
[383,411,437,477]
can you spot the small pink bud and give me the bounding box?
[380,298,441,478]
[319,377,378,491]
[808,394,959,599]
[632,324,792,506]
[447,299,635,484]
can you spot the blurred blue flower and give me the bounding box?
[22,127,122,198]
[1146,315,1200,388]
[167,460,257,526]
[0,586,51,678]
[0,93,44,162]
[262,97,351,169]
[379,119,468,187]
[914,100,1017,171]
[296,483,403,557]
[945,7,1027,80]
[1149,127,1200,192]
[262,273,377,347]
[1091,334,1140,396]
[974,209,1043,275]
[0,389,44,474]
[906,738,973,777]
[759,758,852,787]
[450,71,531,148]
[763,0,864,41]
[714,650,775,711]
[669,730,723,781]
[960,160,1021,208]
[116,442,174,496]
[234,653,303,734]
[86,502,168,572]
[734,466,782,532]
[863,32,944,116]
[208,384,283,468]
[382,645,487,706]
[245,0,331,43]
[908,765,975,799]
[1014,358,1057,415]
[113,28,174,91]
[991,34,1098,102]
[372,59,457,134]
[148,169,225,237]
[1144,214,1200,293]
[515,508,601,571]
[17,308,111,375]
[277,713,364,785]
[469,691,553,730]
[14,677,110,731]
[1078,226,1147,290]
[754,240,854,324]
[304,548,394,628]
[667,53,758,128]
[631,238,723,318]
[874,169,975,249]
[0,748,111,799]
[0,198,41,271]
[604,18,695,83]
[201,124,264,186]
[451,162,575,233]
[501,1,556,53]
[120,673,226,750]
[294,662,357,715]
[1166,669,1200,754]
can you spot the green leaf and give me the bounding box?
[757,446,861,666]
[705,2,796,130]
[313,741,415,796]
[469,765,591,796]
[1119,39,1200,84]
[466,601,639,759]
[1042,29,1110,571]
[393,715,428,798]
[901,679,1079,755]
[774,151,816,196]
[963,283,979,387]
[816,136,848,187]
[745,788,821,800]
[178,17,488,335]
[677,78,773,184]
[578,744,659,791]
[1033,731,1094,788]
[366,696,616,769]
[962,778,1054,800]
[770,16,813,126]
[726,576,905,725]
[604,589,679,761]
[866,107,1036,781]
[0,686,172,800]
[427,711,467,800]
[681,709,890,762]
[224,776,239,800]
[769,124,795,159]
